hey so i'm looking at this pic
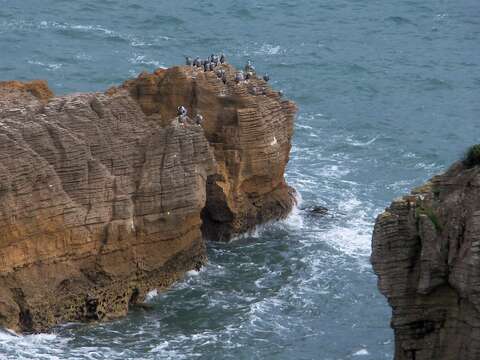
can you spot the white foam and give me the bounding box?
[144,288,159,302]
[186,269,200,277]
[319,212,373,257]
[316,164,351,179]
[353,348,370,356]
[347,136,378,147]
[257,44,283,55]
[295,124,313,130]
[27,60,62,71]
[129,54,163,68]
[281,202,304,230]
[131,40,153,47]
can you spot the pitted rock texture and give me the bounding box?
[0,64,296,332]
[372,162,480,360]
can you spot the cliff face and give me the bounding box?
[117,64,297,240]
[372,162,480,360]
[0,64,296,332]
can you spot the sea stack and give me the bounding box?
[372,155,480,359]
[0,63,297,332]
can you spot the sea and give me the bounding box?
[0,0,479,359]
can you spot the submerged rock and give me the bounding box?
[372,161,480,359]
[0,63,296,332]
[305,205,328,216]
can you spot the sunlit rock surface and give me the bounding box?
[0,64,296,332]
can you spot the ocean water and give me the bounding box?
[0,0,479,359]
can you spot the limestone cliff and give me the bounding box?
[0,64,296,332]
[116,64,297,240]
[372,161,480,359]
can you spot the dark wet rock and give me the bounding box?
[308,206,328,216]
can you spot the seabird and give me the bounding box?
[245,60,255,74]
[194,114,203,126]
[177,105,187,117]
[235,71,244,84]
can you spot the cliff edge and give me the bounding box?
[0,63,296,332]
[372,159,480,359]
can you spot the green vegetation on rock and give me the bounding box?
[463,144,480,168]
[415,206,443,233]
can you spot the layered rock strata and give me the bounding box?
[372,162,480,360]
[0,64,296,332]
[116,64,297,240]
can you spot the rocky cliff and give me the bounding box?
[372,161,480,360]
[0,63,296,333]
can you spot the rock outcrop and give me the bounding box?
[116,64,297,240]
[372,161,480,360]
[0,64,296,332]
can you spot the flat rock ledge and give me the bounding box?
[0,63,297,332]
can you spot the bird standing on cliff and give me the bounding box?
[245,60,255,74]
[235,71,244,84]
[177,105,187,117]
[263,73,270,82]
[185,56,193,66]
[194,114,203,126]
[220,54,226,64]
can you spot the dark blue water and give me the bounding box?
[0,0,479,359]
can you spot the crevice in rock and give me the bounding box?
[84,295,99,321]
[201,174,234,241]
[12,288,33,332]
[128,288,140,308]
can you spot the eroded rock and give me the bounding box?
[0,64,296,332]
[372,162,480,359]
[117,64,297,241]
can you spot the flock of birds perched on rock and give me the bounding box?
[176,53,275,128]
[185,53,270,85]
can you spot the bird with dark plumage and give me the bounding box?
[177,105,187,117]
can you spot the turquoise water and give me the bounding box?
[0,0,479,359]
